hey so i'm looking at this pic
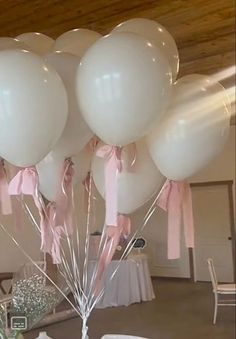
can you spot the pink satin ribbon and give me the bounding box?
[96,145,122,226]
[40,202,65,265]
[8,167,49,252]
[8,164,72,265]
[55,159,74,236]
[51,225,65,264]
[89,136,99,151]
[95,215,131,287]
[157,180,194,259]
[8,167,38,196]
[0,160,12,215]
[42,159,75,263]
[83,172,91,213]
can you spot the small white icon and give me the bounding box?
[11,316,27,331]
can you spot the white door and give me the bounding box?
[192,184,234,282]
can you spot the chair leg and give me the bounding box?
[213,292,218,325]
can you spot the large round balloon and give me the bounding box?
[92,141,165,214]
[37,145,93,201]
[112,18,179,81]
[54,29,102,57]
[146,74,231,181]
[0,37,28,51]
[0,50,68,167]
[45,52,93,157]
[16,32,54,55]
[77,32,172,146]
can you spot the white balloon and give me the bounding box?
[0,37,28,51]
[37,145,93,201]
[77,32,172,146]
[146,74,231,181]
[54,29,102,57]
[0,49,68,167]
[37,152,64,202]
[72,145,93,186]
[112,18,179,81]
[16,32,54,55]
[92,141,165,214]
[45,52,93,157]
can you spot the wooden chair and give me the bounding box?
[207,258,236,324]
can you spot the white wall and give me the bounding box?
[0,198,41,273]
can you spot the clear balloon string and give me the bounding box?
[0,221,80,317]
[88,180,167,310]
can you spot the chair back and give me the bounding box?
[101,335,148,339]
[207,258,218,291]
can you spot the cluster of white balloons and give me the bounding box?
[0,18,231,212]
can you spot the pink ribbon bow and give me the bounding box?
[8,167,38,196]
[95,215,131,286]
[157,180,194,259]
[8,167,49,252]
[96,145,122,226]
[0,160,12,215]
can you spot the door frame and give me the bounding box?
[189,180,235,282]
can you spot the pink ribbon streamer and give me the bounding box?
[8,167,49,252]
[43,202,66,265]
[95,215,131,287]
[0,160,12,215]
[41,159,75,264]
[157,180,194,259]
[96,145,122,226]
[51,224,65,265]
[8,163,73,265]
[55,159,74,236]
[46,159,75,263]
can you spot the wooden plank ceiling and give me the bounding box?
[0,0,235,120]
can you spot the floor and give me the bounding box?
[24,279,235,339]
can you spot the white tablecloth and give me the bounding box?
[88,253,155,309]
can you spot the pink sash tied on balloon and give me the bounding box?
[0,160,12,215]
[8,167,38,196]
[8,167,49,252]
[95,214,131,286]
[55,159,74,236]
[157,180,194,259]
[96,145,122,226]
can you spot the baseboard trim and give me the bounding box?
[151,276,192,282]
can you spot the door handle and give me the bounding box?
[228,236,232,240]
